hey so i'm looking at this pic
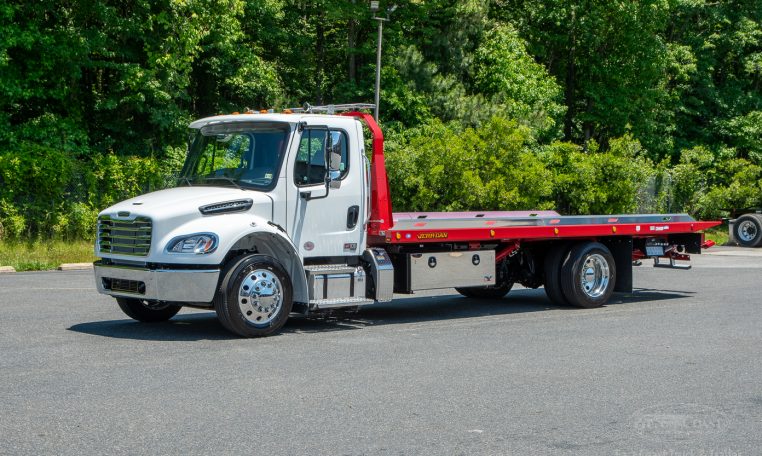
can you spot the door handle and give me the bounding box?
[347,205,360,229]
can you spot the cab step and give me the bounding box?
[304,264,373,309]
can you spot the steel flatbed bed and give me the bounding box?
[384,211,719,244]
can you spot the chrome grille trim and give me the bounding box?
[98,215,152,256]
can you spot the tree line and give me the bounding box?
[1,0,761,239]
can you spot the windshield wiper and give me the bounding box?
[201,176,243,190]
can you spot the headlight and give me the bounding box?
[166,233,218,254]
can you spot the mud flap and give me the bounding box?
[604,237,633,293]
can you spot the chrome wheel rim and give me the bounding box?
[238,269,283,325]
[579,254,610,298]
[738,220,758,242]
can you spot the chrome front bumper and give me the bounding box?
[94,262,220,303]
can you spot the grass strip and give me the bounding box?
[0,239,96,272]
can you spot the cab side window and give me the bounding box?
[295,129,349,186]
[295,129,326,186]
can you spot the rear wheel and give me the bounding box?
[116,298,181,322]
[733,214,762,247]
[560,242,616,308]
[543,242,572,306]
[214,254,293,337]
[456,280,513,299]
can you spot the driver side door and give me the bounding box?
[286,126,364,259]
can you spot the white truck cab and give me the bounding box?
[95,110,383,336]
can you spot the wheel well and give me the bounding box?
[226,232,309,305]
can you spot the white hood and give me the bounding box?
[98,186,274,263]
[101,186,270,218]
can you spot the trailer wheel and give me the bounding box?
[733,214,762,247]
[214,254,293,337]
[116,298,181,322]
[543,242,572,306]
[456,281,513,299]
[560,242,616,308]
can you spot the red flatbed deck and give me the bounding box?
[384,211,721,244]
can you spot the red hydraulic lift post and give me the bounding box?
[342,111,394,239]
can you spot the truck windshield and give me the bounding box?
[180,121,291,190]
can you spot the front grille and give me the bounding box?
[98,215,152,256]
[102,277,146,295]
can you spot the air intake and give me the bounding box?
[199,199,253,215]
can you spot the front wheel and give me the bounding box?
[116,298,181,322]
[214,254,293,337]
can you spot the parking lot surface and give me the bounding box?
[1,247,761,455]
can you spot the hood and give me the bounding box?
[99,186,273,230]
[101,186,271,218]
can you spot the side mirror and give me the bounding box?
[324,131,342,189]
[329,150,341,172]
[325,130,342,173]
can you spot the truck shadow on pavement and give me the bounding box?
[67,287,694,341]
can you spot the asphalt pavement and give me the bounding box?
[1,246,761,455]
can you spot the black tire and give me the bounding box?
[456,280,513,299]
[543,242,572,306]
[733,214,762,247]
[214,254,293,337]
[116,298,181,322]
[560,242,616,308]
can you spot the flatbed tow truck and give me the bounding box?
[93,104,720,337]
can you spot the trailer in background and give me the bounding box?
[729,211,762,247]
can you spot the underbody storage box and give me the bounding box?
[393,250,496,293]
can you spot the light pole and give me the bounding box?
[370,2,396,122]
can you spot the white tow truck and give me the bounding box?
[94,104,720,337]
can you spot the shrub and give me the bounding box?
[670,146,762,219]
[385,117,554,212]
[539,135,655,215]
[0,144,177,240]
